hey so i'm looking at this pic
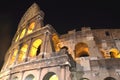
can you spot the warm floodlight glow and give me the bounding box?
[109,48,120,58]
[18,44,28,62]
[75,42,89,57]
[15,35,19,42]
[20,29,26,39]
[52,33,60,52]
[27,22,35,34]
[29,39,42,57]
[10,49,18,64]
[49,74,58,80]
[100,49,110,58]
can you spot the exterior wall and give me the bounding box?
[1,2,120,80]
[72,58,120,80]
[11,72,23,80]
[92,29,120,50]
[40,66,71,80]
[60,28,102,58]
[22,70,40,80]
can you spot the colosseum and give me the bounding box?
[0,3,120,80]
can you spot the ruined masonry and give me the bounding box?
[0,3,120,80]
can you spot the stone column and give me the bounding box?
[60,66,65,80]
[40,31,48,58]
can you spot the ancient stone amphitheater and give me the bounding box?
[0,3,120,80]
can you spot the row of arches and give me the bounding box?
[14,23,120,59]
[101,48,120,58]
[15,22,36,42]
[75,42,120,58]
[9,39,43,65]
[10,42,90,65]
[52,33,90,58]
[13,74,35,80]
[12,75,116,80]
[12,72,58,80]
[14,34,91,64]
[9,40,120,67]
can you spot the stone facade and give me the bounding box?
[0,3,120,80]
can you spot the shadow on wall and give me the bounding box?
[104,77,116,80]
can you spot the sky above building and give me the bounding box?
[0,0,120,68]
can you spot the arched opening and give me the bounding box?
[15,34,19,42]
[109,48,120,58]
[43,72,58,80]
[104,77,116,80]
[25,74,35,80]
[52,33,60,52]
[29,39,42,58]
[75,42,89,58]
[10,49,18,65]
[20,29,26,39]
[61,46,68,50]
[27,22,35,34]
[80,78,89,80]
[18,44,28,63]
[12,76,18,80]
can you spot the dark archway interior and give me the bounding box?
[79,51,89,57]
[75,42,89,58]
[43,72,55,80]
[36,45,41,56]
[104,77,116,80]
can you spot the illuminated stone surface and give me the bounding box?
[1,3,120,80]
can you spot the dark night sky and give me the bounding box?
[0,0,120,69]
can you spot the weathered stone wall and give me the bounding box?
[71,57,120,80]
[1,2,120,80]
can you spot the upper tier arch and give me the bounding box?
[18,3,44,30]
[12,3,44,43]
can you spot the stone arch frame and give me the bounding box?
[9,48,18,66]
[75,42,89,58]
[13,3,44,42]
[25,74,35,80]
[109,48,120,58]
[0,2,45,73]
[27,21,36,35]
[104,77,116,80]
[43,72,59,80]
[22,70,39,80]
[29,38,43,58]
[26,13,43,34]
[4,46,19,69]
[17,43,28,63]
[1,43,21,70]
[20,28,27,39]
